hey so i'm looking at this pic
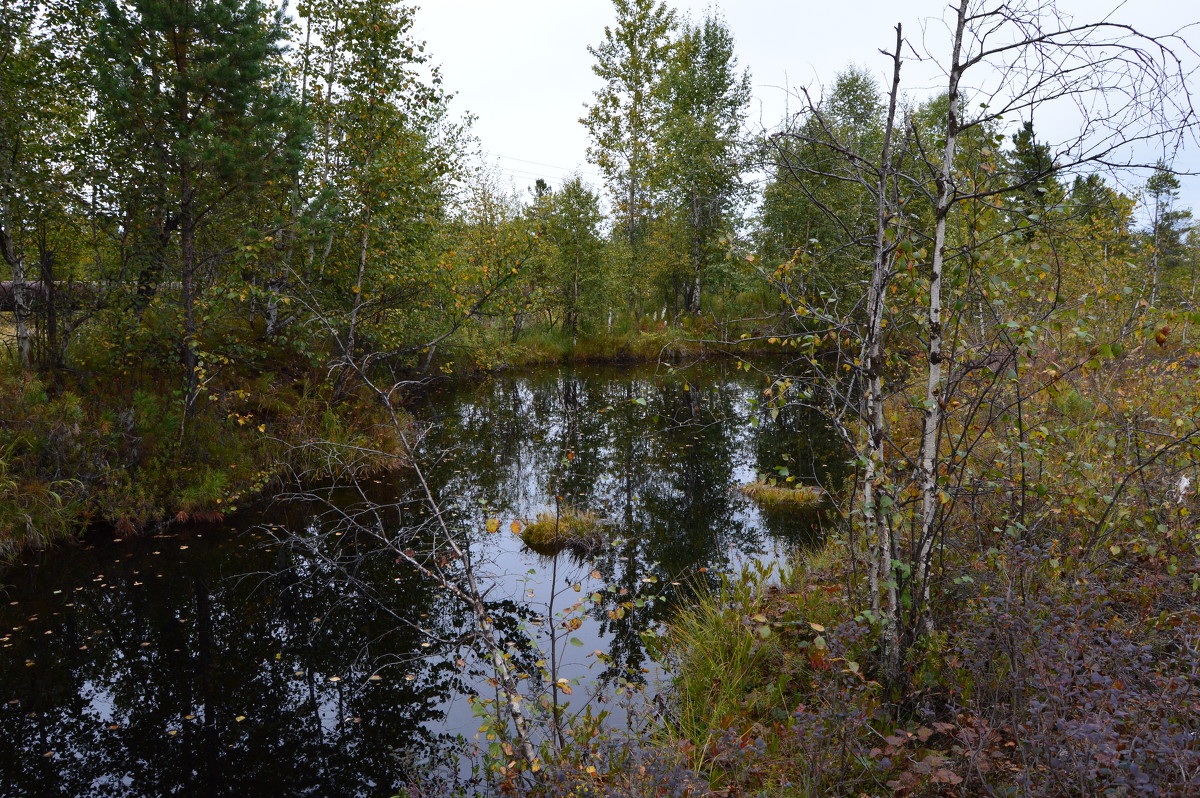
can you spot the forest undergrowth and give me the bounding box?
[524,329,1200,797]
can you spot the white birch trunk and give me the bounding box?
[914,0,968,635]
[864,24,904,676]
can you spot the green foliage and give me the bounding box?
[1006,120,1066,232]
[582,0,676,318]
[294,0,460,359]
[757,66,886,291]
[1144,160,1195,305]
[582,0,676,247]
[654,13,751,313]
[530,175,611,336]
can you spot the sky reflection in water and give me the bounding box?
[0,361,842,796]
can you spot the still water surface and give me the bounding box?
[0,362,841,796]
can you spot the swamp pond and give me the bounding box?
[0,361,842,796]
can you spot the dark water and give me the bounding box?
[0,362,843,797]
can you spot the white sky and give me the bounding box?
[411,0,1199,214]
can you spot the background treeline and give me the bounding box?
[1,0,1197,549]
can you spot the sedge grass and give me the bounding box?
[520,508,608,555]
[739,480,826,509]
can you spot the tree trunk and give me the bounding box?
[180,176,199,416]
[864,23,904,683]
[569,253,580,339]
[687,187,703,314]
[913,0,968,640]
[1,221,31,370]
[38,245,58,369]
[334,205,371,400]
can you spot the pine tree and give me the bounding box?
[1145,160,1192,305]
[92,0,305,411]
[546,176,606,337]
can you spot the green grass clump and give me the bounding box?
[664,550,883,795]
[739,480,826,508]
[520,508,608,555]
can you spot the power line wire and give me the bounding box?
[485,151,603,179]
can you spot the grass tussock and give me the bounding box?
[739,480,826,509]
[520,508,608,555]
[663,550,884,796]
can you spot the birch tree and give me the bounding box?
[655,13,750,314]
[581,0,675,315]
[760,0,1196,684]
[295,0,457,390]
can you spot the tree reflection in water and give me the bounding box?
[0,361,843,795]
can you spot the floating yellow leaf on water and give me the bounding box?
[167,730,177,736]
[328,676,341,682]
[404,674,416,681]
[809,622,826,632]
[485,518,500,533]
[510,520,522,535]
[368,675,382,682]
[235,716,246,722]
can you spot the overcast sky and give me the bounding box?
[411,0,1199,213]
